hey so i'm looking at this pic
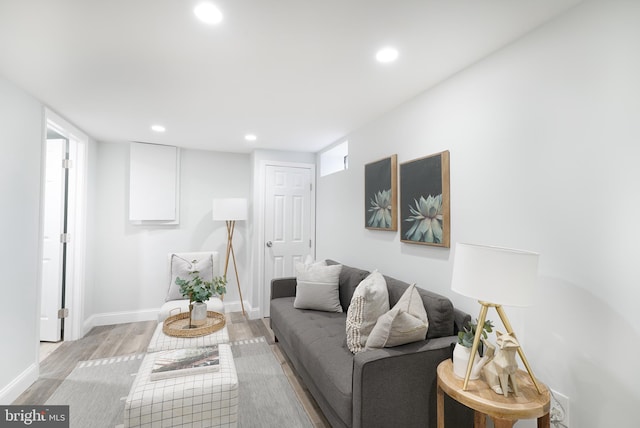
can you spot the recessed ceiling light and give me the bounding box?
[376,47,399,63]
[194,2,223,25]
[244,134,257,142]
[151,125,166,133]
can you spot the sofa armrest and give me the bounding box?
[352,336,471,428]
[270,277,297,300]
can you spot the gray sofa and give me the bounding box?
[269,260,474,428]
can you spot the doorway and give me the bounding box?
[40,131,68,342]
[39,109,88,342]
[260,162,316,317]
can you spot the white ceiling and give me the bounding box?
[0,0,582,153]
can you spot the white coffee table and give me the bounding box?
[147,322,230,353]
[125,343,238,428]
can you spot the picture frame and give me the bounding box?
[399,150,450,247]
[364,154,398,231]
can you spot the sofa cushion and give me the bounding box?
[299,318,354,426]
[326,260,370,311]
[384,275,455,339]
[270,297,353,426]
[294,263,343,312]
[346,270,390,354]
[365,284,429,349]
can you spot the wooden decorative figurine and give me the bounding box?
[481,331,521,397]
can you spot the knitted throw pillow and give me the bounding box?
[346,270,390,353]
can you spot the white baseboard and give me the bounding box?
[0,363,38,405]
[222,300,260,319]
[82,300,262,335]
[83,309,159,335]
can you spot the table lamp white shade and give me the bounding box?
[212,198,248,221]
[450,243,539,307]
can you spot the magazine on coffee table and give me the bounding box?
[150,346,219,381]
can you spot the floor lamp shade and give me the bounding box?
[212,198,248,221]
[451,243,538,307]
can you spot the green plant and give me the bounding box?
[175,269,227,303]
[458,318,494,348]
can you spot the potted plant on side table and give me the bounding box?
[453,318,494,379]
[175,268,227,328]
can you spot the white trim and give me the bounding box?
[255,160,316,318]
[222,300,258,319]
[45,109,86,140]
[82,300,257,333]
[35,106,47,361]
[83,309,160,335]
[0,363,38,405]
[66,136,88,341]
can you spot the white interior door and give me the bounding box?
[40,138,66,342]
[263,165,314,316]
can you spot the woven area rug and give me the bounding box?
[45,337,312,428]
[231,337,312,428]
[45,353,144,427]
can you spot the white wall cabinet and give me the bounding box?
[129,142,180,224]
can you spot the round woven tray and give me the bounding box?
[162,311,226,338]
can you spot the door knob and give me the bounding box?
[266,241,273,247]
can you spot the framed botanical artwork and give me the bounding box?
[365,154,397,230]
[400,150,450,247]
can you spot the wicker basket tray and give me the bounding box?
[162,311,226,338]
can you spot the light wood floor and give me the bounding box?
[13,312,330,428]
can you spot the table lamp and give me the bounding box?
[450,242,542,393]
[213,198,248,315]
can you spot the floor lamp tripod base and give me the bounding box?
[224,220,246,316]
[462,302,542,394]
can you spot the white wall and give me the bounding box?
[0,77,43,403]
[316,1,639,427]
[87,142,251,328]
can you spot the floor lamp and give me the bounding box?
[213,198,248,316]
[450,243,543,394]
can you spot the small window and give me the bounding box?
[320,141,349,177]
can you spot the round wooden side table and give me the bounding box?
[436,359,550,428]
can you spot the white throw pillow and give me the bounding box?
[365,284,429,349]
[294,262,343,312]
[302,254,315,265]
[166,254,214,301]
[346,270,390,354]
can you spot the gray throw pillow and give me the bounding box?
[294,262,343,312]
[365,284,429,349]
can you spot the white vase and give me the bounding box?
[452,343,481,380]
[191,302,208,326]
